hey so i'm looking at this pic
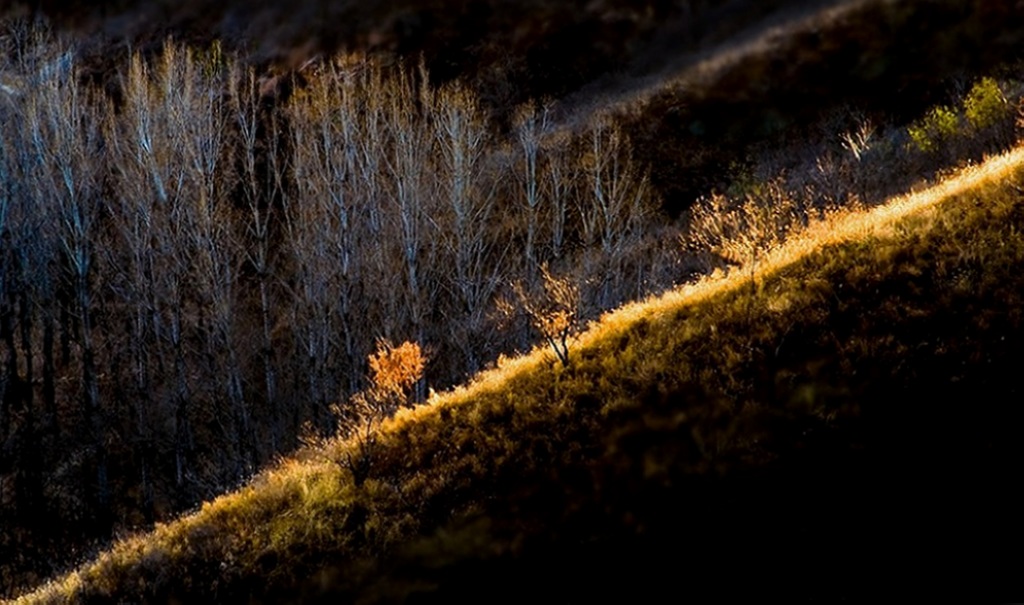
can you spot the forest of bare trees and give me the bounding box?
[0,23,681,592]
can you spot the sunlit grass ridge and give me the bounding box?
[13,143,1024,602]
[585,146,1024,345]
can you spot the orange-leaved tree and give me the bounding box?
[338,339,426,486]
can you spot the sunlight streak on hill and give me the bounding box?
[557,0,885,130]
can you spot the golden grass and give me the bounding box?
[580,147,1024,347]
[11,142,1024,604]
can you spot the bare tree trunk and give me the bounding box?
[232,65,281,450]
[59,292,71,367]
[433,83,503,375]
[0,285,12,443]
[384,67,436,363]
[17,273,33,413]
[171,301,190,491]
[77,270,107,509]
[26,56,109,517]
[515,103,551,283]
[578,119,652,310]
[42,303,56,435]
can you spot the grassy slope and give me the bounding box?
[14,148,1024,603]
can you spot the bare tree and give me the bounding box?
[0,85,18,446]
[108,47,211,490]
[106,51,176,499]
[24,55,108,511]
[285,60,360,430]
[382,65,438,353]
[171,44,252,473]
[504,265,580,367]
[514,102,551,281]
[577,119,652,309]
[230,64,282,450]
[544,132,574,264]
[431,83,505,373]
[109,43,250,485]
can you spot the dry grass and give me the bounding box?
[12,139,1024,603]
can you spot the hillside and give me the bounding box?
[9,1,1024,210]
[12,143,1024,603]
[3,2,1024,600]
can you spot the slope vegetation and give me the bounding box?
[11,140,1024,603]
[8,2,1024,238]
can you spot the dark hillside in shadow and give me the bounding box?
[10,1,1024,210]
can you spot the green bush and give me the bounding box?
[963,77,1009,131]
[908,77,1012,153]
[908,105,959,153]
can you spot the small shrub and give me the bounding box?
[908,105,960,153]
[908,78,1012,155]
[686,180,807,270]
[502,265,581,367]
[338,340,427,486]
[963,77,1008,131]
[368,340,427,402]
[840,118,875,162]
